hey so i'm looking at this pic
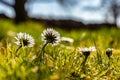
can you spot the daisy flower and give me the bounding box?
[41,28,60,46]
[79,46,96,58]
[15,32,35,48]
[38,28,60,63]
[61,37,74,43]
[79,46,96,53]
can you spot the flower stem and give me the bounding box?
[15,45,22,57]
[81,56,88,66]
[81,54,89,74]
[38,42,48,63]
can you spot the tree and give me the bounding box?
[0,0,79,23]
[14,0,28,23]
[101,0,120,26]
[0,0,28,23]
[1,0,119,27]
[110,0,120,26]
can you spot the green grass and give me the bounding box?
[0,19,120,80]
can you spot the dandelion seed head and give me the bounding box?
[15,32,35,47]
[41,28,60,46]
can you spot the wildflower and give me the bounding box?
[41,28,60,46]
[89,46,96,52]
[79,46,96,65]
[79,47,91,58]
[106,48,113,59]
[15,32,35,48]
[79,46,96,57]
[14,32,35,55]
[61,37,74,43]
[38,28,60,63]
[79,46,96,52]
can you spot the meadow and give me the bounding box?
[0,19,120,80]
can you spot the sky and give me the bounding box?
[0,0,119,25]
[28,0,105,23]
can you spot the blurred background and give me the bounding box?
[0,0,120,29]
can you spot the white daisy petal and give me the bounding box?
[79,46,96,53]
[106,48,113,51]
[61,37,74,43]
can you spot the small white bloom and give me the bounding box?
[106,48,113,58]
[89,46,96,52]
[106,48,114,51]
[15,32,35,47]
[41,28,60,46]
[79,46,96,52]
[79,47,89,52]
[61,37,74,43]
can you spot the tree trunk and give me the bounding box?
[111,0,118,27]
[14,0,28,23]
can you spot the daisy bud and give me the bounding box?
[106,48,113,59]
